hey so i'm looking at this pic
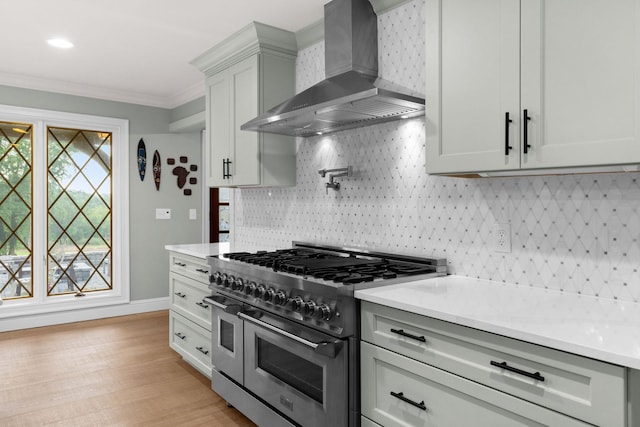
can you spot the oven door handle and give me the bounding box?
[204,295,242,315]
[238,312,342,358]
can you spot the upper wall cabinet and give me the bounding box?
[425,0,640,176]
[192,22,297,187]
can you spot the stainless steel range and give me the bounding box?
[204,242,447,427]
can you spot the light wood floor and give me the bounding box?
[0,310,256,427]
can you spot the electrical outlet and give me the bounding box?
[494,223,511,253]
[189,209,197,220]
[155,208,171,220]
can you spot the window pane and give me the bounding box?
[219,206,230,231]
[218,233,230,242]
[0,122,33,300]
[47,127,112,296]
[219,187,230,203]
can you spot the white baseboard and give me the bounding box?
[0,297,170,332]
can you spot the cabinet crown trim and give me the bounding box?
[191,21,297,76]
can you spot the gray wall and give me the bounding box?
[129,132,203,300]
[0,84,203,301]
[170,96,205,123]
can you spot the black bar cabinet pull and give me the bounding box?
[227,159,232,178]
[490,360,545,382]
[195,301,209,309]
[390,391,427,411]
[174,332,186,340]
[173,292,186,298]
[523,109,532,154]
[505,112,513,155]
[196,346,209,356]
[390,328,426,343]
[222,159,229,179]
[222,158,232,179]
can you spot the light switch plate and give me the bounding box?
[156,208,171,220]
[189,209,197,220]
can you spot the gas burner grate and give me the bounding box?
[222,246,443,285]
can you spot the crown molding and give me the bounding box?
[0,71,185,109]
[190,21,298,77]
[168,80,205,109]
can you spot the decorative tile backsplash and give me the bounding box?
[233,0,640,304]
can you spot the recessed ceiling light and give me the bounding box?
[47,38,74,49]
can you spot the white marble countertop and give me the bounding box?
[164,242,230,259]
[356,275,640,370]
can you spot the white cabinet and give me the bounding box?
[168,251,213,378]
[425,0,640,175]
[193,22,297,187]
[361,301,626,427]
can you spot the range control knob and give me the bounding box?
[215,273,225,286]
[209,272,218,284]
[223,275,235,288]
[289,296,303,312]
[244,281,256,295]
[232,278,244,291]
[274,291,287,305]
[263,287,275,302]
[302,300,317,316]
[316,304,332,320]
[254,285,266,299]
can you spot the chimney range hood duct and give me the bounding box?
[241,0,425,137]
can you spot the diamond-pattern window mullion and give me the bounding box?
[0,172,31,210]
[47,127,112,296]
[0,121,33,300]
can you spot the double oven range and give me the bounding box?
[204,242,447,427]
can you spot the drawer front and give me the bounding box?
[170,311,212,378]
[362,302,625,427]
[170,273,212,330]
[169,252,211,283]
[361,342,591,427]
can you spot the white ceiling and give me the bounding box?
[0,0,327,108]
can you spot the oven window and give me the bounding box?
[220,319,234,352]
[257,338,323,404]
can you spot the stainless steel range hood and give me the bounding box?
[241,0,425,137]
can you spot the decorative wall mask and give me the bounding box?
[152,150,161,190]
[137,138,146,181]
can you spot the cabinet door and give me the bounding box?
[206,71,231,187]
[521,0,640,169]
[426,0,520,174]
[229,56,260,186]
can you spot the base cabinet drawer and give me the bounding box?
[170,273,212,329]
[169,252,211,283]
[361,342,591,427]
[170,311,212,378]
[362,302,625,427]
